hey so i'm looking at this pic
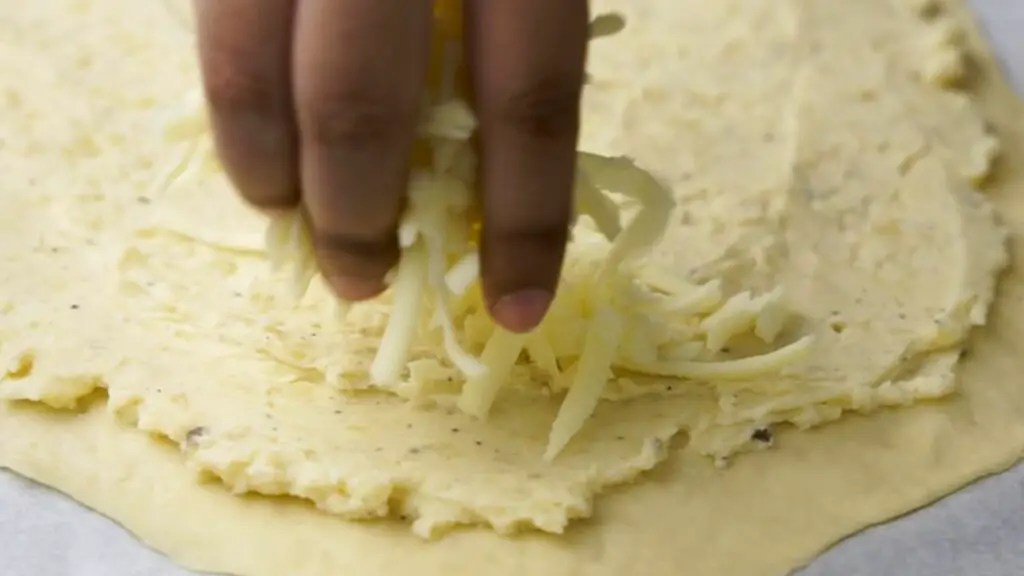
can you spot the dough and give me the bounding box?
[2,0,1024,575]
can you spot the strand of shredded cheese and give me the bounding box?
[369,243,428,386]
[545,305,622,460]
[622,335,815,380]
[457,328,527,419]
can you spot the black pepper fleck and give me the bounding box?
[185,426,207,443]
[616,436,625,441]
[829,319,847,334]
[475,440,482,446]
[70,304,79,310]
[751,428,773,443]
[409,447,421,455]
[451,427,460,433]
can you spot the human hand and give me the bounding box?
[193,0,589,333]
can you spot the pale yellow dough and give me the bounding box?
[3,0,1024,574]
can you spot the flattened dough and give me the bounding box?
[3,0,1024,575]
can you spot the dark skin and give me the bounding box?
[193,0,589,333]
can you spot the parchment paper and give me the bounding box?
[1,0,1022,574]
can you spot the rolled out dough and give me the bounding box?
[2,0,1024,575]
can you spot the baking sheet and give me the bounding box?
[2,1,1022,574]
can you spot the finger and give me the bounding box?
[293,0,433,301]
[194,0,300,211]
[464,0,588,332]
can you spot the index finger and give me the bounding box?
[464,0,588,333]
[194,0,300,211]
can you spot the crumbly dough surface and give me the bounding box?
[2,0,1024,574]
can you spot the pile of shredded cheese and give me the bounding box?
[152,4,815,461]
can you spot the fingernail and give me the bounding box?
[327,275,386,302]
[491,289,553,333]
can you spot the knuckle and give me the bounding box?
[488,219,570,248]
[201,54,281,117]
[297,85,417,147]
[314,230,393,261]
[491,74,582,138]
[311,229,399,278]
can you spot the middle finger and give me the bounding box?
[293,0,433,300]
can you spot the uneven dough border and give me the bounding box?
[2,1,1024,575]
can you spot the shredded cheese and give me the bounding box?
[152,0,817,461]
[458,328,528,419]
[370,243,428,386]
[545,305,622,460]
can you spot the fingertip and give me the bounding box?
[480,226,568,332]
[490,288,553,333]
[312,230,399,303]
[323,274,388,302]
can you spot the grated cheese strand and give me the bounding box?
[544,306,623,461]
[574,171,623,241]
[576,152,675,277]
[525,335,560,380]
[640,278,724,316]
[411,176,486,379]
[701,291,759,352]
[457,328,528,419]
[753,287,788,343]
[444,252,479,295]
[369,243,428,386]
[625,335,815,380]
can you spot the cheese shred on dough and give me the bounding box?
[153,3,813,460]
